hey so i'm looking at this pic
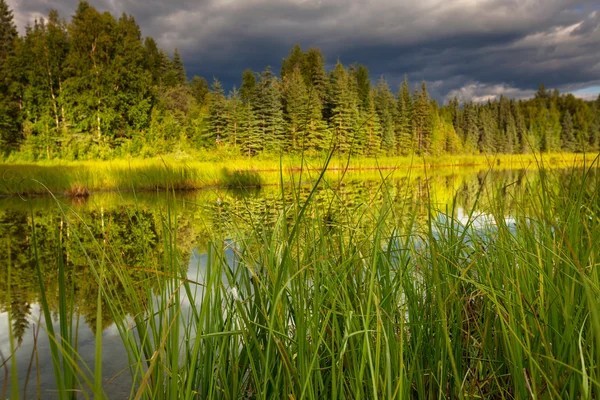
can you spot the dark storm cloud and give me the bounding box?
[8,0,600,102]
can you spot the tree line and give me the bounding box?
[1,0,599,160]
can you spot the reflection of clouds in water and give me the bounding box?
[1,303,131,399]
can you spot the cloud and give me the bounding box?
[445,82,535,103]
[7,0,600,101]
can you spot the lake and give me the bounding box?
[1,165,598,399]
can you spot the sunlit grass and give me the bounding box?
[0,152,596,196]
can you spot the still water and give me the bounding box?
[0,167,562,398]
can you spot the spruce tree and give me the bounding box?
[303,48,327,104]
[226,87,242,148]
[374,77,395,153]
[64,1,118,139]
[189,76,209,106]
[282,66,308,150]
[478,107,495,153]
[413,81,432,154]
[280,44,304,81]
[209,78,227,145]
[359,90,382,156]
[255,67,284,153]
[561,111,577,152]
[395,77,413,155]
[354,64,370,110]
[587,121,599,151]
[143,37,162,85]
[240,69,256,103]
[328,62,358,154]
[171,49,186,85]
[304,86,329,152]
[239,93,260,156]
[463,102,479,152]
[0,0,19,150]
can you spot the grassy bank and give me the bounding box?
[3,155,600,398]
[0,152,597,196]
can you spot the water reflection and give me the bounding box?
[0,167,589,398]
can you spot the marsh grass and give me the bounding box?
[0,152,595,196]
[220,168,263,189]
[3,153,600,399]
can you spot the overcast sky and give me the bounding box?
[7,0,600,103]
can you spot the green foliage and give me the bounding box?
[0,0,597,160]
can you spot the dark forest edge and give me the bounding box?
[0,1,599,162]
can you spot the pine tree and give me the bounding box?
[328,62,358,154]
[587,121,599,151]
[463,102,479,152]
[354,64,370,110]
[239,97,260,156]
[395,77,413,155]
[209,78,227,145]
[359,90,382,156]
[303,47,327,104]
[240,69,256,103]
[303,86,329,152]
[374,77,395,153]
[0,0,19,150]
[226,87,242,148]
[189,76,209,106]
[282,66,308,150]
[280,44,304,81]
[171,49,186,85]
[561,111,577,152]
[478,107,495,153]
[255,67,284,153]
[535,82,548,100]
[64,1,118,139]
[143,37,161,85]
[413,81,432,154]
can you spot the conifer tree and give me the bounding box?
[413,81,432,154]
[463,102,479,152]
[64,1,118,139]
[587,120,599,151]
[226,87,242,148]
[189,76,209,107]
[209,78,227,145]
[280,44,304,81]
[359,90,382,156]
[561,111,577,152]
[255,67,284,153]
[303,86,329,152]
[171,49,186,85]
[240,69,257,104]
[239,91,260,156]
[374,77,395,153]
[143,37,161,85]
[354,64,370,110]
[0,0,19,149]
[328,62,358,154]
[282,66,308,150]
[303,48,327,103]
[478,107,495,153]
[395,77,413,155]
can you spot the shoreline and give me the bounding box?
[0,152,597,197]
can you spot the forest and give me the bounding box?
[1,0,599,161]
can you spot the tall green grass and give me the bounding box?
[4,155,600,398]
